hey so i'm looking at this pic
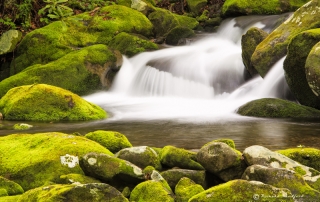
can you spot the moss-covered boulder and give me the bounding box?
[204,139,236,149]
[0,30,22,55]
[0,176,24,196]
[1,44,122,97]
[306,41,320,100]
[160,146,204,170]
[115,146,162,170]
[242,165,320,198]
[108,32,158,57]
[189,179,293,201]
[277,148,320,172]
[0,195,21,202]
[237,98,320,118]
[0,84,107,121]
[165,27,195,46]
[186,0,207,16]
[284,29,320,109]
[0,132,113,191]
[241,27,268,77]
[197,142,246,181]
[175,177,204,202]
[18,183,129,202]
[161,169,207,190]
[80,152,144,185]
[222,0,309,16]
[148,8,199,41]
[251,0,320,77]
[13,123,33,130]
[130,170,174,202]
[58,173,101,185]
[11,5,153,74]
[85,130,132,153]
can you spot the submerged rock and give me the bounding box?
[237,98,320,118]
[175,177,204,202]
[0,84,107,121]
[85,130,132,153]
[0,132,112,191]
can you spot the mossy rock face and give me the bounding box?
[242,165,320,198]
[251,0,320,78]
[306,41,320,99]
[237,98,320,118]
[148,8,199,39]
[115,146,162,170]
[58,174,101,185]
[80,152,144,185]
[165,27,195,46]
[108,32,158,57]
[11,5,153,74]
[0,30,22,55]
[284,29,320,109]
[175,177,204,202]
[189,179,293,201]
[0,132,113,191]
[0,176,24,196]
[160,146,204,170]
[17,183,129,202]
[186,0,207,16]
[0,84,107,121]
[197,142,246,181]
[85,130,132,153]
[222,0,310,17]
[277,148,320,172]
[0,44,122,97]
[241,27,268,77]
[160,169,207,190]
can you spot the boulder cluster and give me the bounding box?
[0,131,320,201]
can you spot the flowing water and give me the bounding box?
[1,14,320,151]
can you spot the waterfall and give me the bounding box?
[84,14,291,122]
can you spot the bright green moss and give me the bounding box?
[0,195,21,202]
[0,132,113,191]
[0,84,107,121]
[175,177,204,202]
[58,173,101,184]
[294,166,308,176]
[205,139,236,149]
[13,123,33,130]
[85,130,132,153]
[0,176,24,196]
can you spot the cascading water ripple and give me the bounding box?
[83,14,292,122]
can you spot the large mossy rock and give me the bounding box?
[0,132,113,191]
[241,27,268,77]
[0,44,122,97]
[277,148,320,172]
[237,98,320,118]
[222,0,309,16]
[284,29,320,109]
[186,0,207,16]
[165,27,195,46]
[11,5,153,74]
[306,41,320,100]
[0,176,24,196]
[251,0,320,77]
[0,30,22,55]
[0,84,107,121]
[189,179,293,201]
[175,177,204,202]
[85,130,132,153]
[18,183,129,202]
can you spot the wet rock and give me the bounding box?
[166,27,195,46]
[241,27,268,77]
[204,138,236,149]
[161,169,207,190]
[80,152,144,184]
[115,146,162,170]
[251,0,320,77]
[0,84,107,121]
[85,130,132,153]
[197,142,246,181]
[189,179,293,201]
[175,177,204,202]
[0,30,22,55]
[0,176,24,196]
[18,183,129,202]
[0,132,112,191]
[160,145,204,170]
[306,41,320,100]
[237,98,320,118]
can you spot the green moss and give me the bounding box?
[109,32,158,57]
[0,176,24,196]
[294,166,308,176]
[175,177,204,202]
[58,173,101,184]
[0,84,107,121]
[277,148,320,172]
[0,195,21,202]
[85,130,132,153]
[1,44,118,97]
[0,132,113,190]
[237,98,320,118]
[13,123,33,130]
[166,27,195,45]
[186,0,207,16]
[0,30,22,55]
[0,189,7,197]
[205,139,236,149]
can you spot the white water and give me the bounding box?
[84,15,290,122]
